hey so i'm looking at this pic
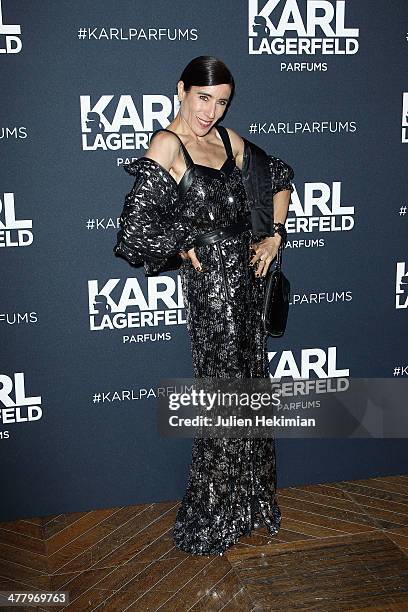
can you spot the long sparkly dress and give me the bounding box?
[114,125,294,556]
[170,127,285,556]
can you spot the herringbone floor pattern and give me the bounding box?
[1,475,408,611]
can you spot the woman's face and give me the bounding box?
[177,81,232,135]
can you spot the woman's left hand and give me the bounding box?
[250,235,282,277]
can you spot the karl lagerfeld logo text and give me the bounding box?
[0,193,33,247]
[287,181,354,233]
[268,346,349,379]
[402,93,408,143]
[396,262,408,309]
[80,95,179,151]
[88,276,186,331]
[249,0,359,55]
[0,0,22,54]
[0,372,42,424]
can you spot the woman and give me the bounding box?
[114,56,294,556]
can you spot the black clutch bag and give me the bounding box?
[262,242,290,337]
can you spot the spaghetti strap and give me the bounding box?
[215,125,234,160]
[150,128,194,170]
[150,125,234,173]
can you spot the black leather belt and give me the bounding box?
[193,215,252,247]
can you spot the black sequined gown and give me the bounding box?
[170,127,282,556]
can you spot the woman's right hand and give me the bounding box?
[179,248,203,272]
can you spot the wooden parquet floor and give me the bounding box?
[1,475,408,611]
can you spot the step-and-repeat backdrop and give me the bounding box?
[1,1,407,521]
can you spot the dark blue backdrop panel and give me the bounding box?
[0,0,407,521]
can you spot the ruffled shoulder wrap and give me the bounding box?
[113,158,195,275]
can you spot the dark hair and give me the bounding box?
[179,55,235,100]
